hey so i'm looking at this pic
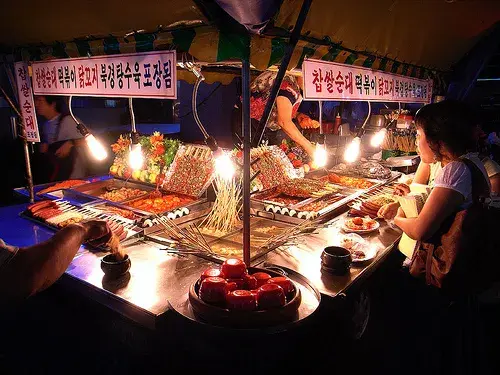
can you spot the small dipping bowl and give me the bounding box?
[321,246,352,276]
[101,254,131,278]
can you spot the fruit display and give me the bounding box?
[196,259,296,311]
[99,187,146,202]
[37,180,87,195]
[109,132,180,185]
[162,144,214,197]
[125,191,194,214]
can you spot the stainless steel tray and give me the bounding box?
[119,190,206,217]
[67,178,155,204]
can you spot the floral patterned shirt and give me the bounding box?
[249,71,302,132]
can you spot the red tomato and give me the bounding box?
[226,278,247,290]
[287,152,296,161]
[267,277,295,296]
[225,282,238,295]
[226,290,257,311]
[201,268,224,281]
[292,159,303,168]
[256,284,286,309]
[252,272,272,287]
[352,217,364,226]
[243,274,258,290]
[199,277,227,304]
[221,258,247,279]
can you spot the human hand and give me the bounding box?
[393,183,411,196]
[377,202,400,220]
[81,220,111,244]
[55,141,73,158]
[395,207,406,219]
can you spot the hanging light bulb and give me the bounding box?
[214,150,235,180]
[314,142,328,168]
[344,137,361,163]
[85,133,108,161]
[129,143,144,171]
[370,128,387,148]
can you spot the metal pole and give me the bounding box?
[252,0,313,147]
[12,117,35,203]
[242,58,251,267]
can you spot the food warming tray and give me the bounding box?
[67,178,155,204]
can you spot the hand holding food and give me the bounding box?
[393,183,411,196]
[378,202,401,220]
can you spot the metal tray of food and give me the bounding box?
[67,178,155,204]
[119,190,207,217]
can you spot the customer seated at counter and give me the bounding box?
[393,100,490,241]
[0,220,110,304]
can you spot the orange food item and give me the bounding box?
[128,193,194,213]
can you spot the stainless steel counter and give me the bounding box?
[257,213,402,299]
[0,203,402,329]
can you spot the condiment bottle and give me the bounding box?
[333,113,342,135]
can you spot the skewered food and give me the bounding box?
[326,173,374,189]
[277,178,326,198]
[127,193,194,214]
[37,180,87,195]
[163,145,214,197]
[99,187,146,202]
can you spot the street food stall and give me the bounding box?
[1,0,499,336]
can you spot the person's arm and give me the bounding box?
[394,187,464,241]
[413,161,431,185]
[0,220,109,302]
[490,174,500,195]
[276,96,315,157]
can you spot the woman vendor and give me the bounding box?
[232,71,317,157]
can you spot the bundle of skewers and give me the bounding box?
[260,219,318,250]
[381,129,417,154]
[347,185,396,219]
[199,174,242,236]
[153,214,214,255]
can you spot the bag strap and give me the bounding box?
[460,158,490,202]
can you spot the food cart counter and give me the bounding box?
[0,203,402,330]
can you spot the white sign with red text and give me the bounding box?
[14,62,40,142]
[302,59,432,103]
[32,51,177,99]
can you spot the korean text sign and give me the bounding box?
[302,59,432,104]
[15,62,40,142]
[32,51,177,99]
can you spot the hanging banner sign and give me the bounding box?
[32,51,177,99]
[302,59,432,104]
[14,62,40,142]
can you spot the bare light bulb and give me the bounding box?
[85,134,108,161]
[129,143,144,171]
[370,128,387,148]
[344,137,361,163]
[214,151,235,180]
[313,143,327,168]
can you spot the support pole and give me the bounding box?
[252,0,313,147]
[242,58,251,266]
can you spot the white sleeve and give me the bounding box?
[433,162,471,199]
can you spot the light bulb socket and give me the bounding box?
[76,122,90,137]
[205,136,219,152]
[130,131,140,145]
[318,134,326,145]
